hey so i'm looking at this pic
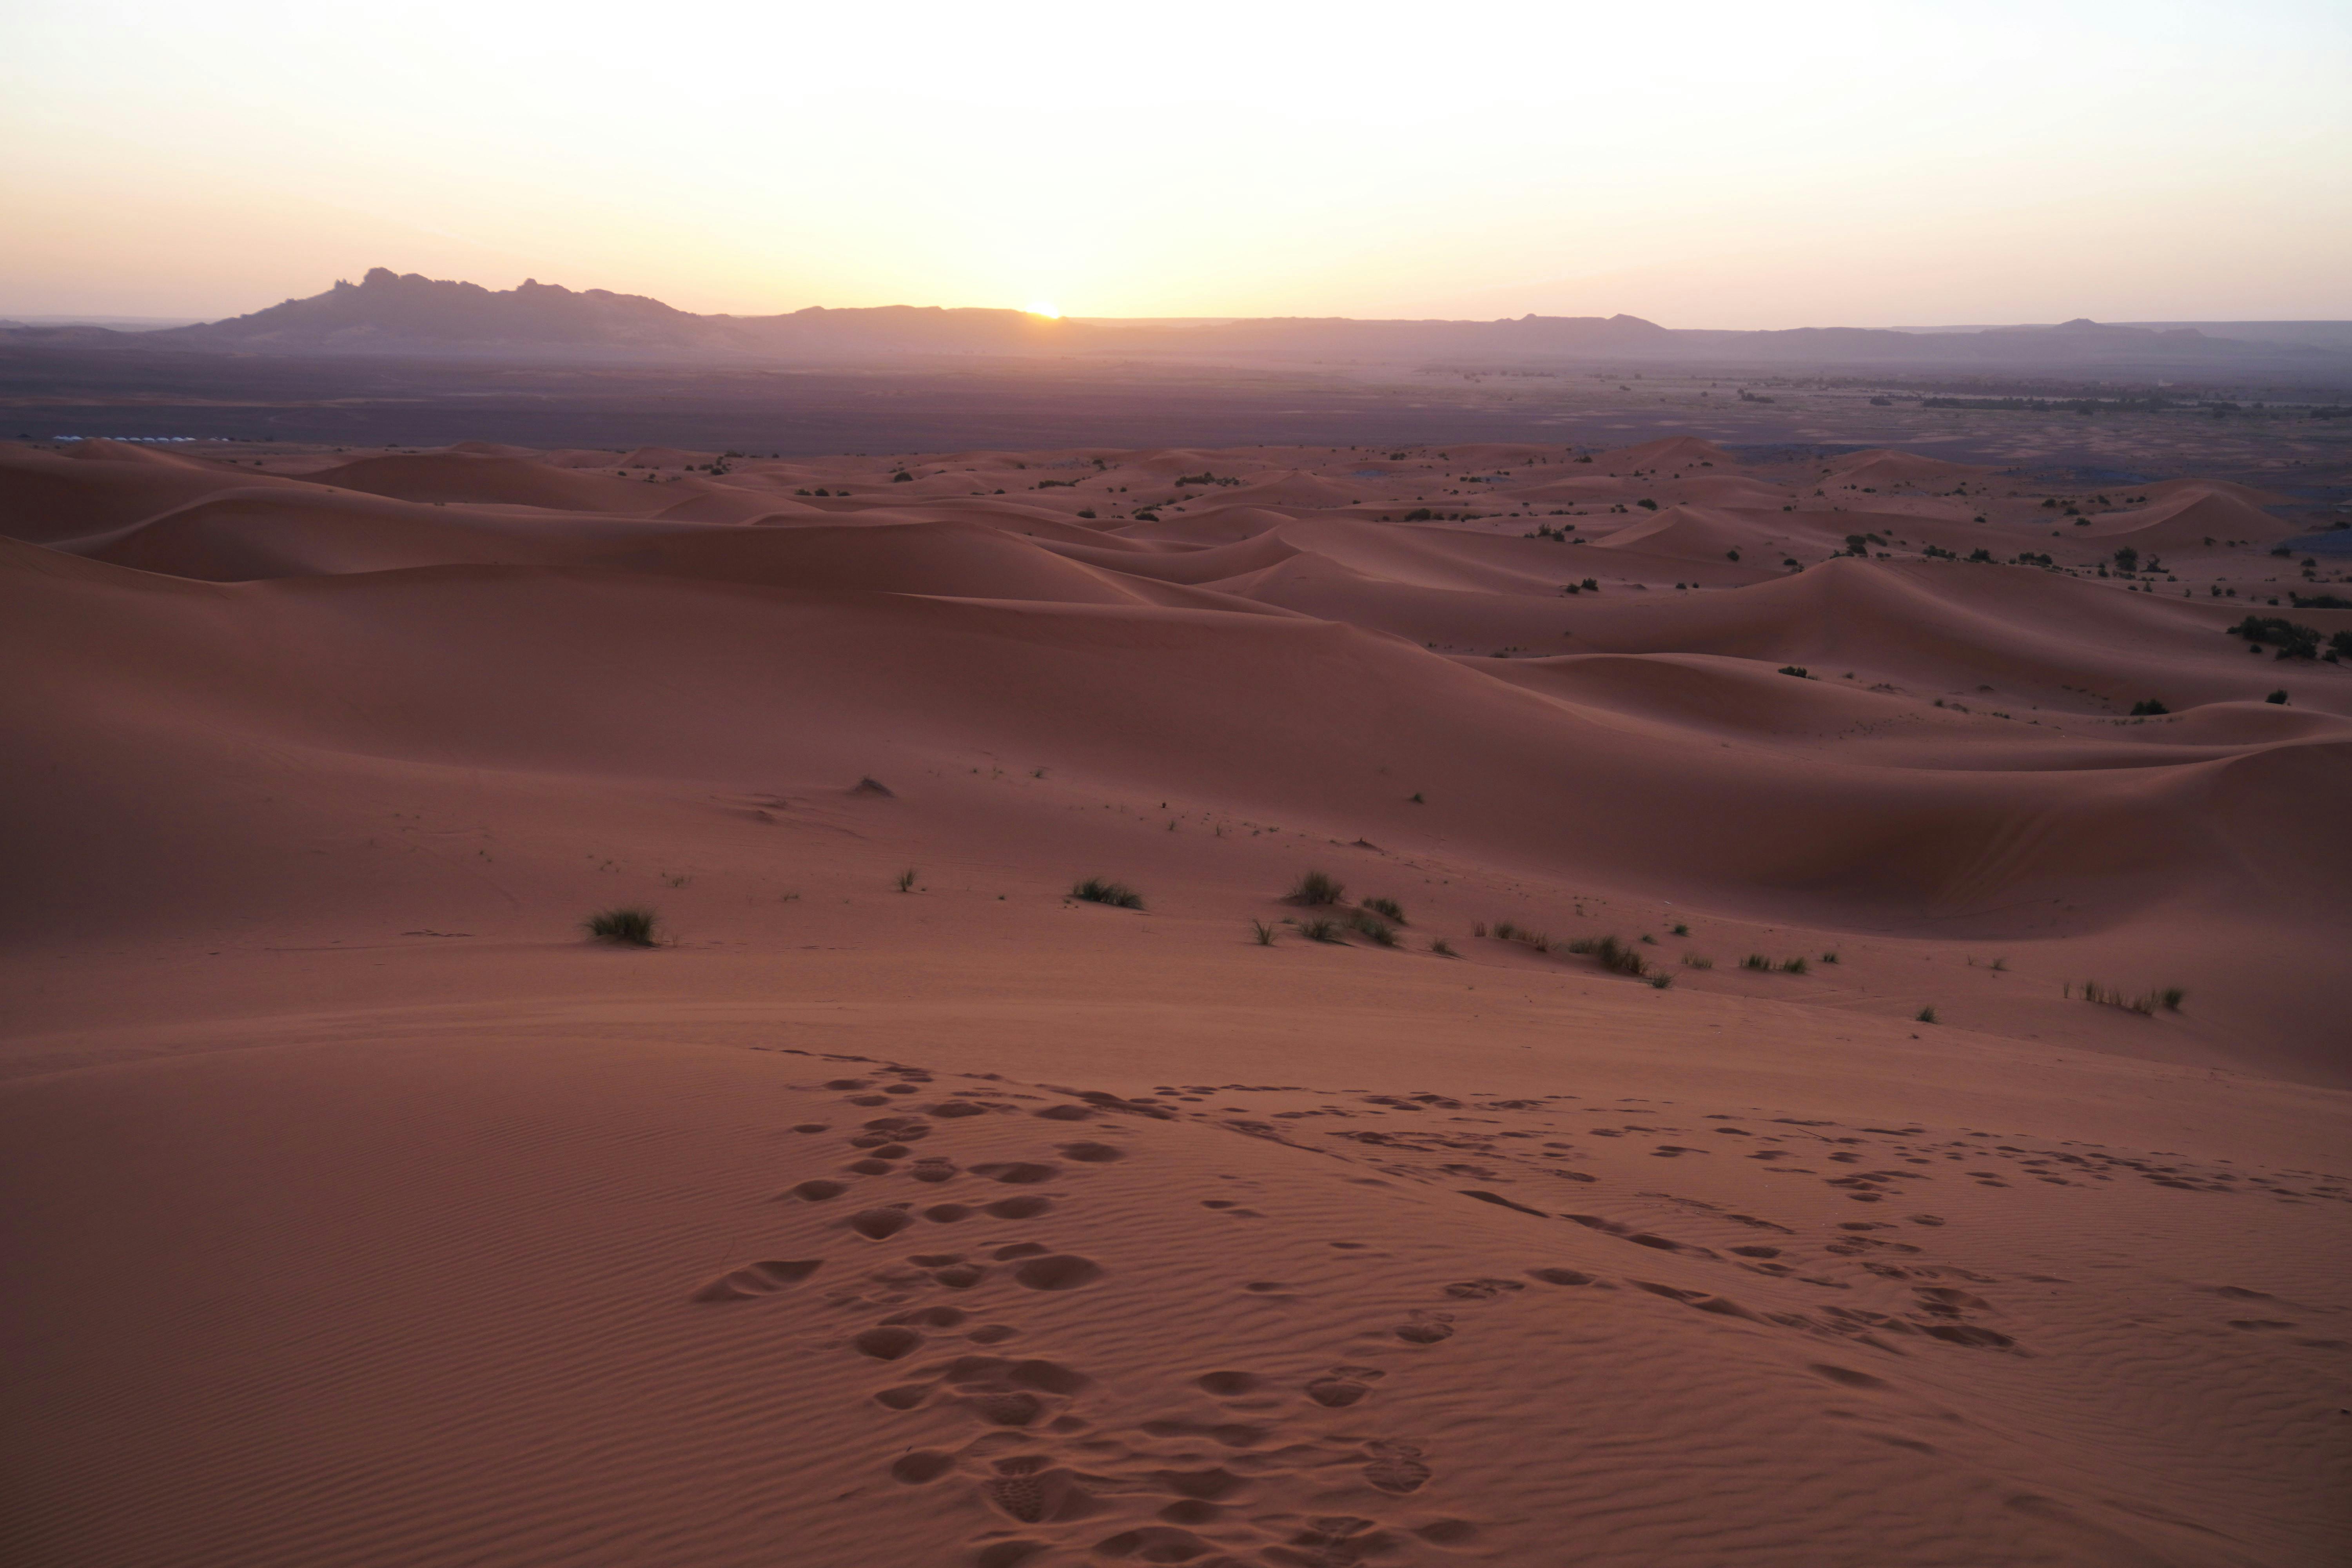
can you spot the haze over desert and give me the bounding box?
[4,4,2350,1567]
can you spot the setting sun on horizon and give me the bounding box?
[1024,301,1062,319]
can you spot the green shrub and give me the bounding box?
[1670,923,1690,936]
[1430,938,1457,957]
[1363,896,1405,923]
[1916,1006,1937,1024]
[1301,917,1344,943]
[1290,869,1345,906]
[1251,920,1278,946]
[1682,954,1713,969]
[584,906,657,946]
[1780,956,1808,974]
[1648,973,1674,989]
[1072,877,1143,909]
[1741,953,1771,971]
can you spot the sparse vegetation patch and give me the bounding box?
[1289,869,1345,906]
[1072,877,1144,909]
[584,906,658,947]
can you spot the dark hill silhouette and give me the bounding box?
[13,268,2342,376]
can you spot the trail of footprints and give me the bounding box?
[699,1053,2350,1564]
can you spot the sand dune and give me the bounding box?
[4,434,2346,1568]
[2076,485,2305,549]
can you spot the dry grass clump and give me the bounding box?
[1250,920,1278,946]
[1740,953,1771,971]
[1682,953,1713,969]
[1430,938,1457,958]
[1289,869,1346,906]
[1568,935,1646,977]
[584,906,658,947]
[1300,917,1344,943]
[1916,1006,1938,1024]
[1362,896,1406,923]
[1072,877,1144,909]
[1350,912,1399,946]
[2072,980,2185,1015]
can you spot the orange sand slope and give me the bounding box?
[2,437,2347,1568]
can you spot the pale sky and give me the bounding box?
[4,0,2347,327]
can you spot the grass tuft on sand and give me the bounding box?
[584,906,658,946]
[1072,877,1144,909]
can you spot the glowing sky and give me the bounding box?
[4,0,2347,326]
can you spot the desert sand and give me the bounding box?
[4,434,2348,1567]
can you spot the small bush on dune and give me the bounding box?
[1821,951,1840,964]
[1494,921,1520,942]
[1670,923,1690,936]
[1570,935,1645,977]
[1351,913,1399,946]
[585,906,658,947]
[1430,938,1457,957]
[895,868,918,893]
[1780,956,1809,975]
[1072,877,1144,909]
[2130,699,2169,717]
[1290,869,1346,906]
[1741,954,1771,971]
[1363,896,1406,923]
[1648,973,1674,989]
[1682,954,1713,969]
[1251,920,1278,946]
[1916,1006,1938,1024]
[1300,917,1344,943]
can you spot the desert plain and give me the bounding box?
[4,423,2349,1568]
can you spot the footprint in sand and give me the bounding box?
[691,1258,822,1302]
[1361,1439,1432,1494]
[1012,1254,1104,1291]
[1305,1367,1381,1407]
[1393,1309,1456,1344]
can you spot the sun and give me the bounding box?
[1024,301,1062,319]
